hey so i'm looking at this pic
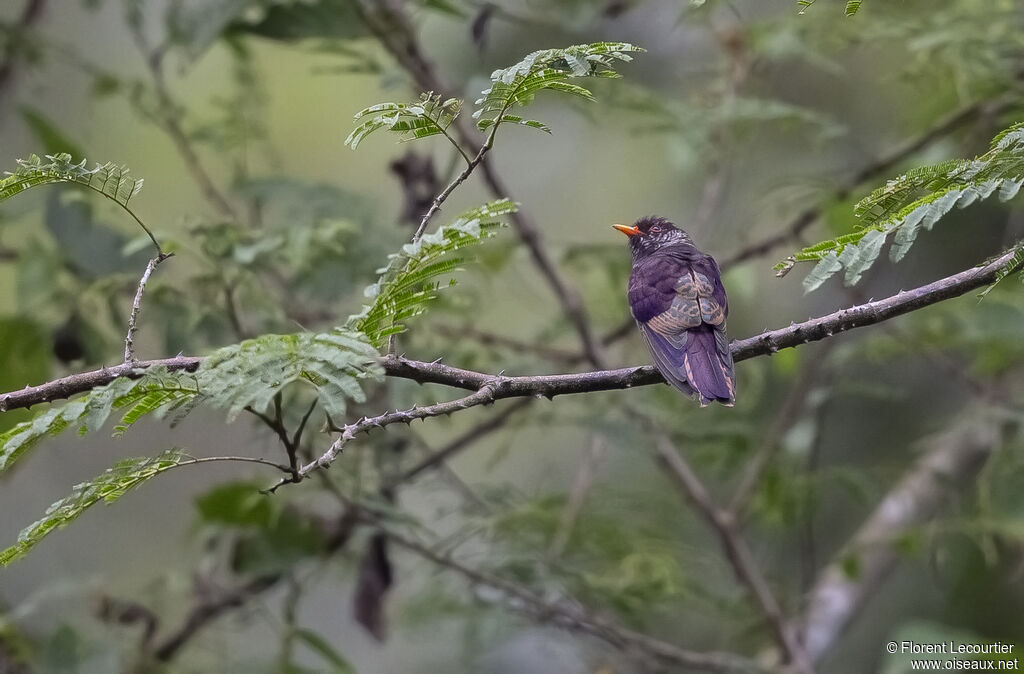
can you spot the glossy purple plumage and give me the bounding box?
[622,216,735,406]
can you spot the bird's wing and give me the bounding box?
[629,253,728,343]
[629,251,734,404]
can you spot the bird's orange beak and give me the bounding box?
[613,223,641,237]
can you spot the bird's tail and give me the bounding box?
[682,325,735,406]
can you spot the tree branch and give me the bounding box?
[127,9,238,221]
[649,430,812,673]
[149,509,360,662]
[0,355,200,412]
[373,517,767,673]
[801,420,1008,663]
[1,247,1016,414]
[385,397,533,490]
[267,386,502,491]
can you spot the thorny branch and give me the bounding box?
[2,246,1018,416]
[259,245,1020,492]
[266,386,502,492]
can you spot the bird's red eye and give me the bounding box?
[650,225,661,233]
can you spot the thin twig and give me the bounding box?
[179,455,292,472]
[548,435,605,558]
[372,516,767,673]
[222,280,247,341]
[127,8,238,221]
[413,133,496,241]
[385,397,532,489]
[267,386,501,492]
[150,510,360,662]
[728,342,836,519]
[124,253,171,364]
[645,425,812,673]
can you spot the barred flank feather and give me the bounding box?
[682,325,735,407]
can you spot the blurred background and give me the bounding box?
[0,0,1023,672]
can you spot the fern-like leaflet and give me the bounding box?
[473,42,643,134]
[0,330,381,475]
[348,199,517,347]
[777,123,1024,292]
[345,42,642,150]
[200,329,381,419]
[0,370,196,474]
[0,450,191,565]
[0,153,161,252]
[345,93,463,150]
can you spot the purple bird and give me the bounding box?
[614,216,735,406]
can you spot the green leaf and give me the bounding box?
[0,153,142,208]
[346,93,462,149]
[785,123,1024,291]
[197,329,382,419]
[0,153,159,252]
[474,42,643,132]
[845,0,862,16]
[476,115,552,134]
[979,243,1024,298]
[347,199,517,347]
[0,331,382,476]
[0,450,189,565]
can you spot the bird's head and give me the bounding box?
[613,216,692,258]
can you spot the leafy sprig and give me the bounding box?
[0,330,381,481]
[472,41,643,133]
[345,93,464,153]
[777,123,1024,292]
[0,153,161,253]
[0,450,191,565]
[348,199,517,347]
[344,41,643,151]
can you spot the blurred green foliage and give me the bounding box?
[0,1,1022,673]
